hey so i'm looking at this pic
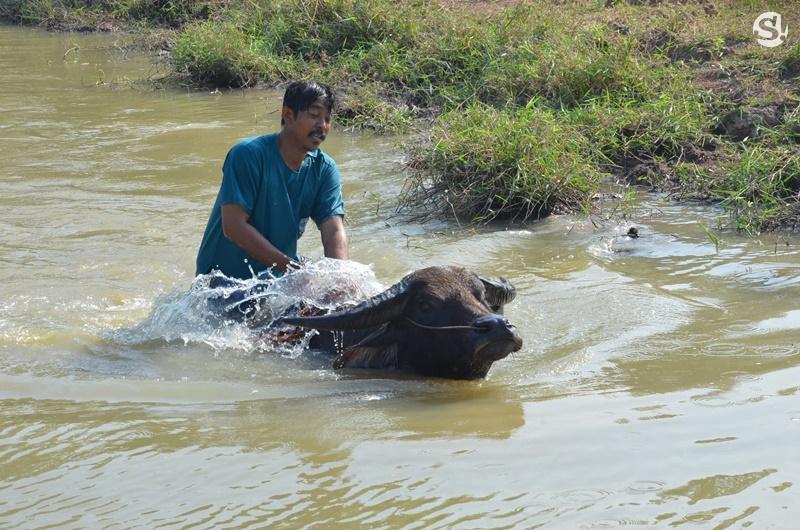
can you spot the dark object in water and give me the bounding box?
[627,226,639,239]
[279,266,523,380]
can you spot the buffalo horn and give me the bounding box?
[479,276,516,309]
[281,280,412,331]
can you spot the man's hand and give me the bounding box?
[319,216,348,260]
[286,258,305,272]
[221,203,295,272]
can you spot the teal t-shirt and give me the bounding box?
[196,133,345,279]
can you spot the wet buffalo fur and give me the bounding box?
[278,266,523,380]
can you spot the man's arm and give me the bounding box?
[319,215,349,260]
[221,203,297,272]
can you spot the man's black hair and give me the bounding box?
[281,81,335,125]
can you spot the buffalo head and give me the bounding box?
[281,266,523,379]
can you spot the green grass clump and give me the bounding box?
[780,43,800,79]
[172,19,300,88]
[672,162,717,200]
[594,86,710,165]
[0,0,207,29]
[499,27,662,108]
[264,0,418,60]
[0,0,96,26]
[124,0,208,27]
[717,147,800,233]
[403,103,599,222]
[332,83,414,132]
[777,103,800,144]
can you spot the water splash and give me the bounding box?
[107,259,385,356]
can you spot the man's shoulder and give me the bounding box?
[229,133,276,158]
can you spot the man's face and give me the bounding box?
[283,100,332,152]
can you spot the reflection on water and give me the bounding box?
[657,469,777,506]
[1,25,800,529]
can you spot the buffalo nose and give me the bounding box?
[473,314,512,334]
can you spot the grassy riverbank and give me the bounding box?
[3,0,800,231]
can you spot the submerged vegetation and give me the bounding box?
[3,0,800,231]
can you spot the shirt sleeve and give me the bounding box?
[311,158,345,226]
[219,142,259,215]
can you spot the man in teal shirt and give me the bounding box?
[196,81,348,282]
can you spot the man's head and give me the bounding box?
[281,81,335,152]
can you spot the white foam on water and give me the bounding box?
[106,259,385,357]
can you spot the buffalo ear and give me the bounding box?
[333,324,399,369]
[479,276,517,314]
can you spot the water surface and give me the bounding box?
[1,25,799,529]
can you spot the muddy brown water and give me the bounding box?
[1,26,799,529]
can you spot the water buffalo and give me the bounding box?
[280,266,523,380]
